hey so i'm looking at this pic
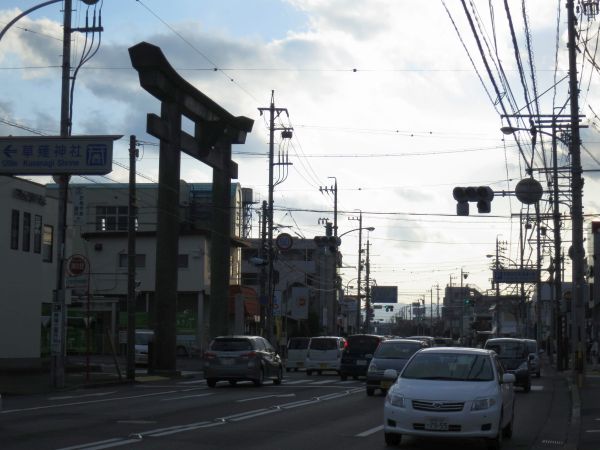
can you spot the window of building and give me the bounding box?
[178,254,189,268]
[33,215,42,253]
[22,212,31,252]
[96,206,130,231]
[118,254,146,268]
[10,209,19,250]
[42,224,54,262]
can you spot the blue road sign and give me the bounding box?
[0,135,121,175]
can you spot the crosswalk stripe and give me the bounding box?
[310,380,337,385]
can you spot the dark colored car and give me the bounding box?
[484,337,531,392]
[366,338,426,396]
[339,334,386,380]
[203,336,283,387]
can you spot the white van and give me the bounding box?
[286,337,310,372]
[305,336,347,375]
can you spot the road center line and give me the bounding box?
[356,425,384,437]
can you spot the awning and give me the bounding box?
[229,285,260,316]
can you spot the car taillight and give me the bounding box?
[343,340,348,349]
[203,351,216,360]
[241,351,257,358]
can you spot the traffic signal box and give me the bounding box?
[452,186,494,216]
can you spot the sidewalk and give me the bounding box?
[0,356,203,396]
[572,364,600,450]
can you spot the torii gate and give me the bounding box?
[129,42,253,373]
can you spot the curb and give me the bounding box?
[564,373,581,450]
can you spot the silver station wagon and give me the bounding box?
[203,335,284,387]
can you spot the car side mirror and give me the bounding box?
[502,373,516,384]
[383,368,398,380]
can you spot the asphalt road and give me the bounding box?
[0,367,575,450]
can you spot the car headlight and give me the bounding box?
[471,397,497,411]
[385,391,406,408]
[517,361,529,371]
[368,363,378,372]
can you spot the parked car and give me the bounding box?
[203,336,283,387]
[286,337,310,372]
[366,338,426,396]
[383,347,516,449]
[135,329,154,365]
[484,337,532,392]
[433,337,454,347]
[339,334,386,380]
[523,338,541,377]
[305,336,347,375]
[406,336,435,347]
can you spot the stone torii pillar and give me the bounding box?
[129,42,253,373]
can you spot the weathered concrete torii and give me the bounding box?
[129,42,253,373]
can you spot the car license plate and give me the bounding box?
[356,360,367,366]
[220,358,234,365]
[425,419,448,431]
[380,380,392,389]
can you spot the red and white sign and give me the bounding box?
[67,254,87,276]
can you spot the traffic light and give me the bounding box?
[314,235,341,253]
[452,186,495,215]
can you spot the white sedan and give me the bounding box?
[383,347,515,449]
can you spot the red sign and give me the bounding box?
[67,255,87,276]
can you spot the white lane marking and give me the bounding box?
[338,380,357,384]
[49,392,118,401]
[310,379,337,385]
[530,386,544,391]
[56,438,124,450]
[217,408,269,421]
[282,379,306,385]
[56,438,141,450]
[145,421,213,437]
[161,393,213,402]
[356,425,384,437]
[237,393,296,403]
[177,379,207,385]
[586,430,600,433]
[1,390,180,414]
[229,409,278,422]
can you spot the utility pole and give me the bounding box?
[365,240,371,333]
[259,200,268,332]
[551,121,565,370]
[126,135,138,380]
[258,91,290,344]
[567,0,586,384]
[430,289,433,336]
[436,283,440,321]
[495,236,501,338]
[350,212,364,333]
[51,0,73,389]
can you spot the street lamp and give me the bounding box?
[502,123,574,368]
[341,223,375,333]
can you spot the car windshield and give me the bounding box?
[375,342,421,359]
[345,335,381,354]
[288,338,309,350]
[310,338,338,350]
[401,352,494,381]
[211,338,252,351]
[486,342,526,358]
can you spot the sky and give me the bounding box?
[2,0,600,318]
